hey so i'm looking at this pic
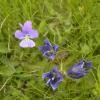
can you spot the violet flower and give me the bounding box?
[42,67,64,90]
[67,60,92,79]
[39,39,59,60]
[15,21,38,48]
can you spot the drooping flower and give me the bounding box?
[67,60,92,79]
[38,39,59,60]
[15,21,38,48]
[42,67,64,90]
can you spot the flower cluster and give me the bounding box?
[14,20,93,91]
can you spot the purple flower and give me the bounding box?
[67,60,93,79]
[42,67,64,90]
[15,21,38,48]
[38,39,59,60]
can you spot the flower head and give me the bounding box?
[42,67,63,90]
[67,60,92,79]
[39,39,59,60]
[15,21,38,48]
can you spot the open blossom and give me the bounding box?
[42,67,64,90]
[15,21,38,48]
[38,39,59,60]
[67,60,92,79]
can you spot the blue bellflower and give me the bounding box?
[67,60,92,79]
[42,67,64,90]
[39,39,59,60]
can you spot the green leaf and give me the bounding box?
[93,4,100,16]
[38,21,47,33]
[81,44,91,55]
[95,34,100,45]
[0,42,10,53]
[0,65,15,76]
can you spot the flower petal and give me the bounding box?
[44,39,52,47]
[53,45,59,52]
[73,72,86,79]
[19,39,35,48]
[85,61,93,68]
[67,69,87,79]
[42,72,52,79]
[15,30,25,40]
[22,21,32,33]
[46,79,51,85]
[28,29,38,39]
[50,54,55,60]
[38,45,51,53]
[38,46,44,52]
[57,73,64,82]
[52,67,59,73]
[43,51,54,60]
[71,65,82,73]
[50,81,59,90]
[52,67,64,81]
[78,60,85,68]
[70,61,84,73]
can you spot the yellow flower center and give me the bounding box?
[24,35,30,41]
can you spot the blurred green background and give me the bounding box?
[0,0,100,100]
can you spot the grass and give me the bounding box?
[0,0,100,100]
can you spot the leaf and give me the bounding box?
[38,21,47,33]
[93,65,100,96]
[93,4,100,16]
[0,65,15,76]
[95,34,100,45]
[81,44,91,55]
[0,42,11,53]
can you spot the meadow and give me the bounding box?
[0,0,100,100]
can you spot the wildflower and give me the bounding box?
[39,39,59,60]
[15,21,38,48]
[42,67,64,90]
[67,60,92,79]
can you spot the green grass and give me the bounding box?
[0,0,100,100]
